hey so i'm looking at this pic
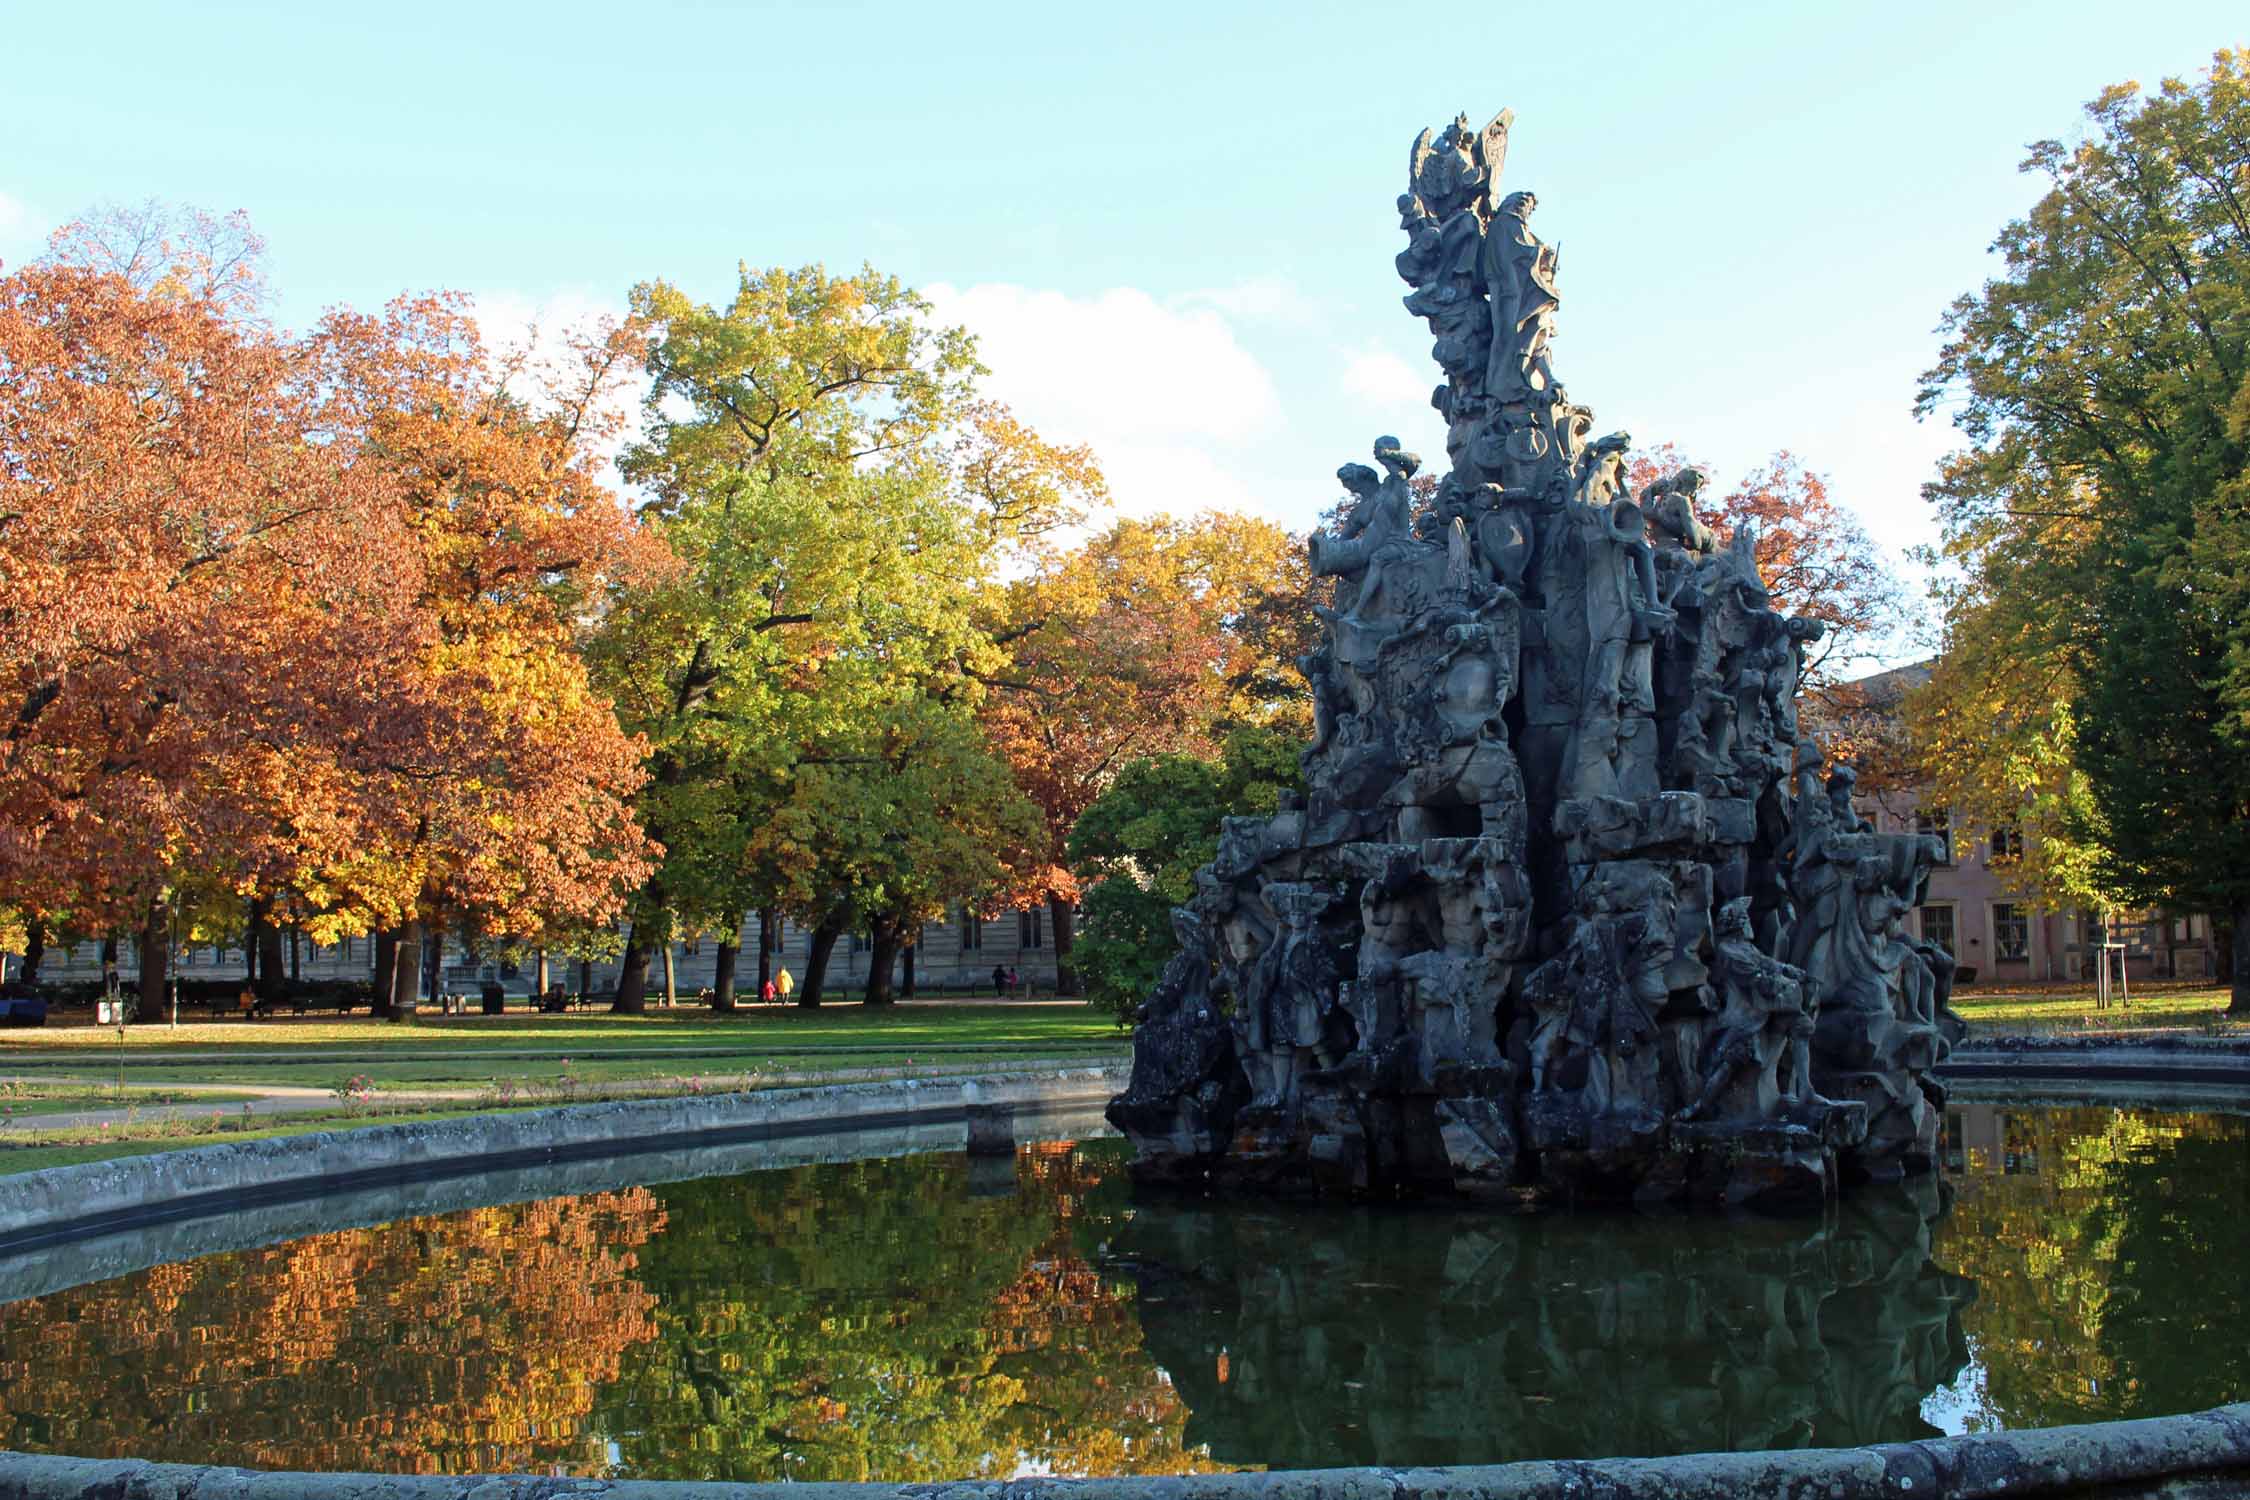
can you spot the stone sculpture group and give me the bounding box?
[1108,109,1963,1205]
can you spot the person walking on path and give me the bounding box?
[992,963,1007,996]
[760,976,777,1004]
[775,967,794,1000]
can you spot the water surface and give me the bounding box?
[0,1101,2241,1479]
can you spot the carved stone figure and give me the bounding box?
[1108,108,1954,1206]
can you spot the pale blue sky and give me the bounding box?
[3,1,2242,651]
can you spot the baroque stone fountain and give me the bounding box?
[1108,109,1963,1206]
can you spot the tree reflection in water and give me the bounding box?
[1932,1101,2250,1432]
[0,1105,2241,1480]
[0,1145,1218,1482]
[0,1190,667,1474]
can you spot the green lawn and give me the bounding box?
[0,1003,1120,1056]
[1953,983,2248,1036]
[89,1047,1110,1092]
[0,1082,263,1118]
[0,1005,1129,1172]
[0,1004,1128,1089]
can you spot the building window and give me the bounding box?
[1992,903,2030,962]
[1018,907,1045,951]
[1915,809,1954,864]
[1917,903,1957,953]
[1989,826,2023,862]
[959,908,984,952]
[849,931,871,955]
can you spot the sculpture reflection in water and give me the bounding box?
[1110,109,1964,1204]
[1106,1178,1974,1470]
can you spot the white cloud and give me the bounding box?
[466,287,647,498]
[924,280,1288,518]
[469,286,629,382]
[1178,276,1319,328]
[0,191,45,264]
[1339,342,1430,411]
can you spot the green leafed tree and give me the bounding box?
[751,696,1042,1006]
[594,264,993,1011]
[1916,51,2250,1008]
[1066,725,1302,1023]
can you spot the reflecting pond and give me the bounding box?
[0,1101,2243,1480]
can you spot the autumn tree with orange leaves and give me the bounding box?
[0,219,655,1016]
[309,293,659,1015]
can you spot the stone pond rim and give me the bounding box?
[1,1061,2247,1496]
[1108,107,1965,1207]
[3,1403,2249,1499]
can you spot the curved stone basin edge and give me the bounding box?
[1938,1037,2250,1088]
[0,1402,2245,1500]
[0,1064,1127,1263]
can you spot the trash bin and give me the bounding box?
[480,981,506,1016]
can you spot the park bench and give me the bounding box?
[536,985,587,1014]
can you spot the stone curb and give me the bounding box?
[0,1099,1117,1306]
[0,1064,1126,1254]
[2,1402,2247,1498]
[1939,1041,2250,1089]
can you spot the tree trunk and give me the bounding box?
[136,900,169,1023]
[712,939,739,1011]
[661,939,678,1007]
[863,919,901,1006]
[901,938,916,999]
[255,909,285,1002]
[424,929,443,1011]
[289,923,302,983]
[2231,903,2249,1015]
[1049,894,1079,996]
[389,919,423,1020]
[19,917,44,988]
[100,936,119,998]
[611,918,652,1013]
[801,909,847,1008]
[535,948,550,996]
[373,930,399,1019]
[578,955,592,1000]
[757,908,776,992]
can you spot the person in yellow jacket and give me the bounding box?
[774,966,794,1000]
